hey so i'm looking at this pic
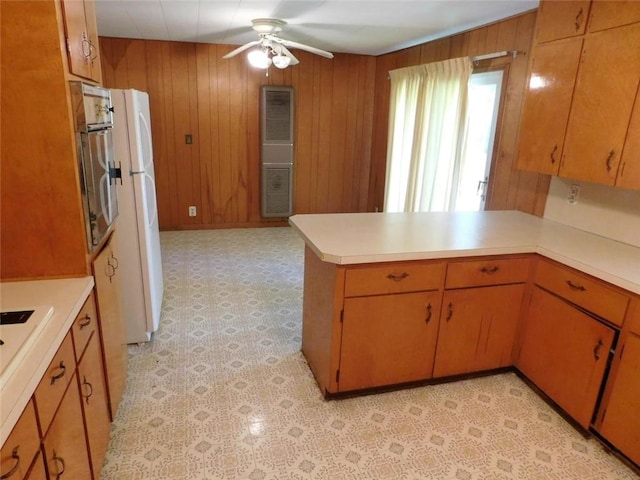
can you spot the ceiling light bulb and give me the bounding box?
[272,55,291,69]
[247,49,271,69]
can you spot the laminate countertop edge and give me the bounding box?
[0,276,95,446]
[289,211,640,295]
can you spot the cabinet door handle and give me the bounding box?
[50,361,66,385]
[82,376,94,404]
[550,144,558,164]
[593,339,604,361]
[606,150,615,172]
[109,252,119,270]
[446,302,454,321]
[574,8,584,31]
[425,303,432,324]
[480,266,499,274]
[566,280,586,292]
[386,272,409,281]
[0,446,20,479]
[79,314,92,329]
[50,450,66,479]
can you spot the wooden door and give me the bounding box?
[60,0,91,79]
[560,23,640,185]
[25,452,47,480]
[78,333,112,478]
[517,287,615,428]
[517,38,583,175]
[42,372,92,480]
[82,0,102,83]
[617,89,640,189]
[588,0,640,32]
[598,333,640,465]
[338,291,441,392]
[433,284,523,377]
[93,232,128,419]
[536,0,591,43]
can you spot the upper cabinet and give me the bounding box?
[517,0,640,190]
[536,0,591,42]
[60,0,102,83]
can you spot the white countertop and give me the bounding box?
[0,277,94,446]
[289,211,640,295]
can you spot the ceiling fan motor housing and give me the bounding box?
[252,18,286,35]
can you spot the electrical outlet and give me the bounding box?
[188,206,197,217]
[567,184,580,204]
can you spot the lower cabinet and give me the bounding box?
[42,371,92,479]
[517,286,615,428]
[596,331,640,465]
[338,291,441,392]
[433,284,524,377]
[0,400,40,479]
[92,230,128,419]
[77,333,111,477]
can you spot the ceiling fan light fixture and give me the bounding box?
[247,49,271,69]
[272,54,291,69]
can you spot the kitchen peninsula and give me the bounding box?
[289,210,640,467]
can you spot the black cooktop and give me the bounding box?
[0,310,34,325]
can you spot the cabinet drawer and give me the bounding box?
[534,259,629,326]
[344,261,444,297]
[1,400,40,479]
[71,292,97,361]
[33,332,76,435]
[445,256,531,289]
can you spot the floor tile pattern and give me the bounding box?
[100,227,637,479]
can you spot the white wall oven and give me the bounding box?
[70,82,120,251]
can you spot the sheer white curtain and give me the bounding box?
[384,57,473,212]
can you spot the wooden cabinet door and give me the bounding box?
[93,232,128,419]
[588,0,640,33]
[617,89,640,189]
[60,0,92,80]
[598,333,640,466]
[517,38,583,175]
[1,400,40,480]
[338,291,441,392]
[536,0,591,43]
[82,0,102,83]
[24,452,47,480]
[77,334,112,478]
[517,287,615,428]
[42,372,92,480]
[560,24,640,185]
[433,284,523,377]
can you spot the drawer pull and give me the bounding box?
[50,361,67,385]
[79,314,92,329]
[446,302,454,321]
[386,272,409,281]
[574,8,584,31]
[593,339,604,361]
[566,280,586,292]
[0,446,20,479]
[480,266,499,274]
[50,450,66,479]
[425,303,432,324]
[82,376,94,404]
[550,144,558,164]
[606,150,615,172]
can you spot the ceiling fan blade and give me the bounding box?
[222,40,261,59]
[273,37,334,59]
[279,46,299,65]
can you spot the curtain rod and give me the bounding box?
[472,50,521,63]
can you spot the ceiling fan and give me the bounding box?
[222,18,334,69]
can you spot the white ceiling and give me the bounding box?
[95,0,539,56]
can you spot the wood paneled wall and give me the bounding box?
[100,38,376,229]
[369,11,550,215]
[100,10,549,230]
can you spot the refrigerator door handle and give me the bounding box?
[130,169,145,175]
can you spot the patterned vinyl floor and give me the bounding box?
[100,227,638,479]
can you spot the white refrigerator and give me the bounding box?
[111,89,164,343]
